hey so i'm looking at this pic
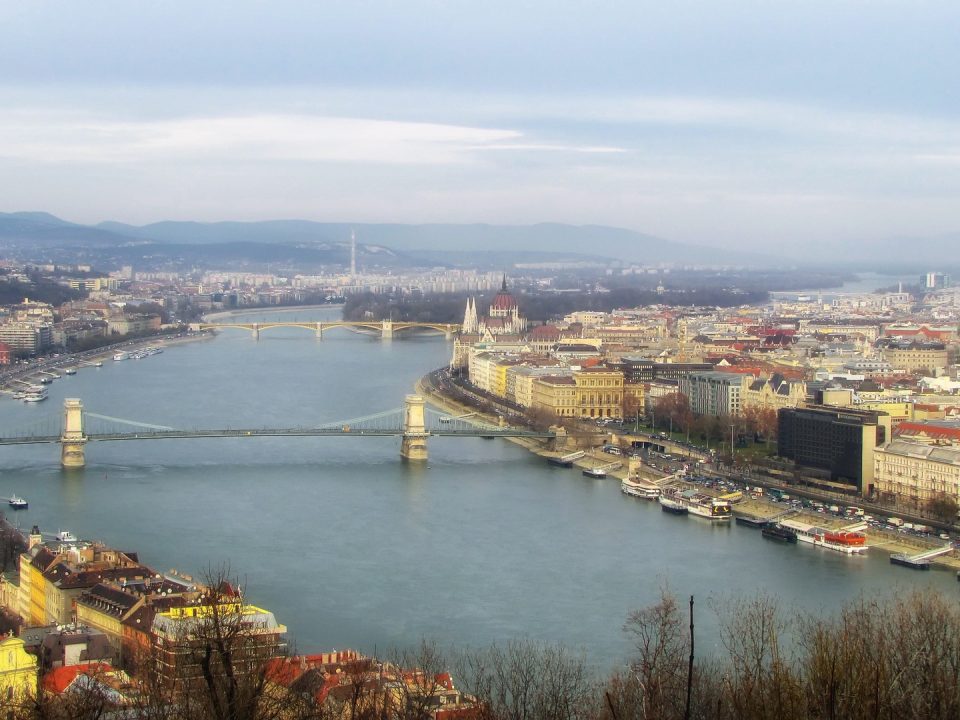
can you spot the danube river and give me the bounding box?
[0,307,956,668]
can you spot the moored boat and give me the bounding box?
[890,553,930,570]
[779,520,868,554]
[824,530,867,548]
[621,477,660,499]
[735,515,767,528]
[658,493,688,514]
[761,522,797,543]
[661,488,732,520]
[582,467,607,478]
[64,367,77,375]
[113,352,130,361]
[23,389,48,402]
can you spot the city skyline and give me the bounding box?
[2,1,959,255]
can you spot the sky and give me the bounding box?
[1,0,959,253]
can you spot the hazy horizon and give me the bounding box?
[2,1,959,254]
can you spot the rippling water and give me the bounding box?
[1,307,955,670]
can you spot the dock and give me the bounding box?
[582,461,621,478]
[890,544,955,570]
[547,451,586,468]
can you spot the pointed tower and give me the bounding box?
[462,297,479,334]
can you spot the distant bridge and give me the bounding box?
[1,397,554,467]
[190,320,461,340]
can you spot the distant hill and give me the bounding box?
[0,212,137,247]
[97,219,763,265]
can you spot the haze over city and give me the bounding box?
[2,1,959,257]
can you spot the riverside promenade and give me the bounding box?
[417,371,960,573]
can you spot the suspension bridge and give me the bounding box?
[190,320,461,340]
[0,397,555,467]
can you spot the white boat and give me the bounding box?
[621,477,661,499]
[113,352,130,361]
[55,530,78,542]
[779,520,868,555]
[94,361,103,367]
[8,495,28,510]
[23,389,48,402]
[64,368,77,375]
[661,488,732,520]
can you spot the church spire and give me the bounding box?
[501,274,507,292]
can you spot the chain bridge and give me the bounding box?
[0,397,555,467]
[190,320,461,340]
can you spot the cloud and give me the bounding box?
[0,110,626,167]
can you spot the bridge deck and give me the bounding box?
[0,428,553,445]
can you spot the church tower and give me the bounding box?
[462,297,479,334]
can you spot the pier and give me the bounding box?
[890,544,956,570]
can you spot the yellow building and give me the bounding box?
[874,440,960,506]
[490,358,520,400]
[858,401,913,426]
[0,635,38,706]
[18,548,53,627]
[573,367,624,420]
[881,342,949,374]
[623,382,645,420]
[531,376,577,419]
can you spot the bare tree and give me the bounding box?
[457,639,596,720]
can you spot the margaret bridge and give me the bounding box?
[189,320,461,340]
[0,397,556,468]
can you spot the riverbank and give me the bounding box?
[417,371,960,574]
[0,330,218,396]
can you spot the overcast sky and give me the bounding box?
[2,1,959,252]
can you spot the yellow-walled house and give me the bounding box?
[0,634,38,706]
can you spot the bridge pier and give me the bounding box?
[444,327,453,340]
[251,323,260,341]
[381,320,393,340]
[315,323,323,339]
[60,398,87,469]
[400,394,428,461]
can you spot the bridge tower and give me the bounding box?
[381,320,393,339]
[251,323,260,341]
[315,322,324,339]
[400,394,428,461]
[60,398,87,469]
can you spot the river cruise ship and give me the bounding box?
[779,519,868,554]
[621,477,660,499]
[659,488,732,520]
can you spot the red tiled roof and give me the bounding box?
[529,325,561,340]
[895,422,960,441]
[43,662,114,694]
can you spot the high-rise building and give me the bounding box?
[777,405,891,495]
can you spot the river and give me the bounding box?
[0,306,956,670]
